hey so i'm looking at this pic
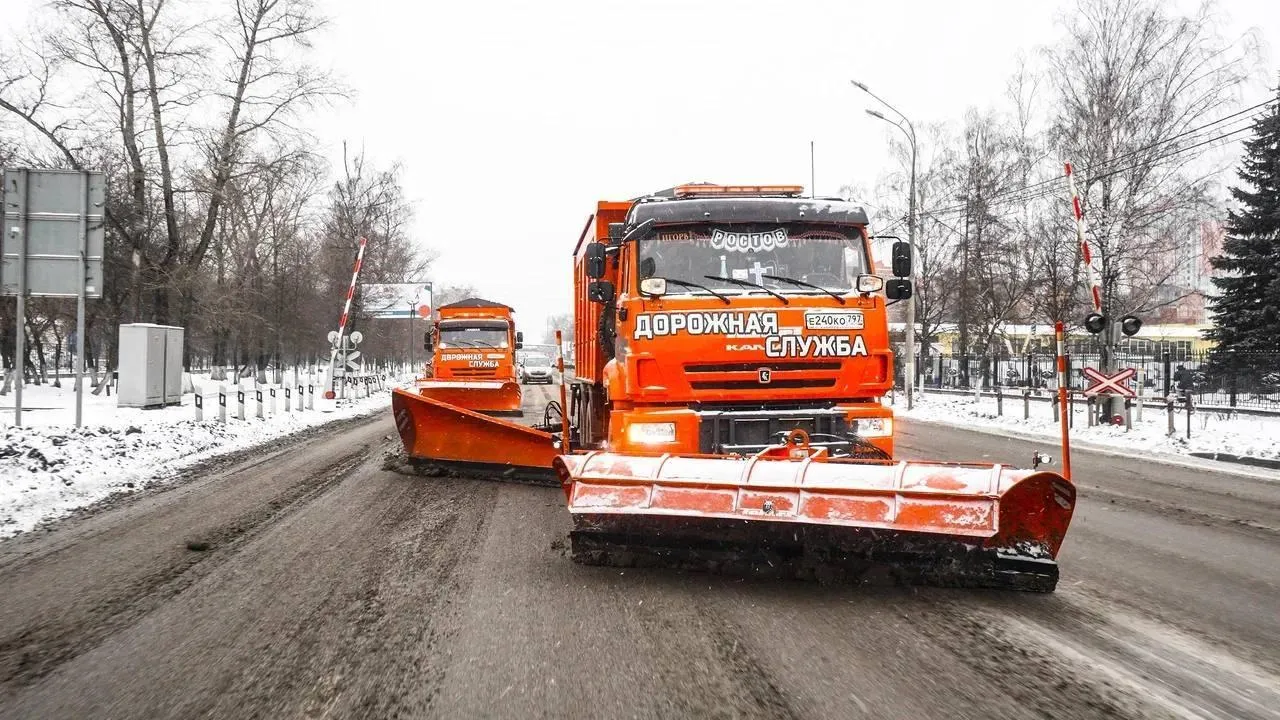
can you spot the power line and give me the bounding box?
[919,103,1269,218]
[925,118,1260,219]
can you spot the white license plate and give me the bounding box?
[804,310,864,330]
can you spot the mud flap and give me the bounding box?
[392,388,559,484]
[553,437,1075,592]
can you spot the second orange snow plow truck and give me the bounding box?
[393,184,1077,591]
[418,298,523,414]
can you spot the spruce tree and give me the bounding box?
[1205,84,1280,375]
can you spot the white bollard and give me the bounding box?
[236,386,246,420]
[195,391,204,422]
[219,385,228,423]
[296,384,305,411]
[271,386,279,415]
[256,387,265,419]
[307,382,315,410]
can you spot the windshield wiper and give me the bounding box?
[761,274,846,305]
[663,277,732,305]
[703,275,790,305]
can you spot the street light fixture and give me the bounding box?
[851,79,919,410]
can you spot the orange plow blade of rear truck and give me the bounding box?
[413,379,522,416]
[392,387,559,484]
[553,432,1075,592]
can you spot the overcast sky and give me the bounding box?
[9,0,1279,336]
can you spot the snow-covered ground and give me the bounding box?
[1,374,401,539]
[894,389,1280,464]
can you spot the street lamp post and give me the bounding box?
[852,80,918,410]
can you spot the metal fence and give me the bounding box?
[900,350,1280,410]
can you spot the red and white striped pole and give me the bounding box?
[327,236,368,399]
[1055,321,1072,481]
[1064,162,1102,313]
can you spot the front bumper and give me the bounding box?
[609,404,894,458]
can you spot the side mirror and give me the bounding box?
[585,242,606,279]
[885,278,913,300]
[588,279,615,304]
[515,331,524,350]
[855,275,884,294]
[423,331,434,351]
[891,241,912,278]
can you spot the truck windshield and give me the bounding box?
[439,322,509,349]
[638,224,869,295]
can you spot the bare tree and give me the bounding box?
[875,123,965,379]
[1046,0,1257,324]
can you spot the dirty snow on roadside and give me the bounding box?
[1,376,401,539]
[893,390,1280,462]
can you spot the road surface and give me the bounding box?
[0,385,1277,719]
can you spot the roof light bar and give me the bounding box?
[672,184,806,198]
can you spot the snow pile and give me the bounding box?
[894,390,1280,462]
[1,375,403,539]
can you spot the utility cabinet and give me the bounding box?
[117,323,184,408]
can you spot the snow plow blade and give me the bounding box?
[391,387,558,484]
[413,379,523,416]
[554,434,1075,592]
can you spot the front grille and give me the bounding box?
[449,368,498,377]
[690,378,836,391]
[684,360,841,393]
[698,408,849,454]
[685,361,841,373]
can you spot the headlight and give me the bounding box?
[853,417,893,438]
[627,422,676,444]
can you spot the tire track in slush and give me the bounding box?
[0,441,375,693]
[194,474,497,719]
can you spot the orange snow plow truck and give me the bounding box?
[417,298,523,414]
[392,184,1076,591]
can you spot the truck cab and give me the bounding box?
[571,184,913,458]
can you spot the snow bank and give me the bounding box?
[1,375,403,539]
[894,390,1280,463]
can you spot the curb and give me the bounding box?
[1188,451,1280,470]
[903,416,1280,483]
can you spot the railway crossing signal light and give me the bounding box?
[1083,313,1143,337]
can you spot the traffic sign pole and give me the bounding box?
[13,169,28,426]
[75,170,88,428]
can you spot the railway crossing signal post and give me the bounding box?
[1083,312,1142,421]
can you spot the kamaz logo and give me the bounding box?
[758,367,772,384]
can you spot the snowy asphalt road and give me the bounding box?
[0,386,1277,719]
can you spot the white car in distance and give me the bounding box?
[518,353,555,384]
